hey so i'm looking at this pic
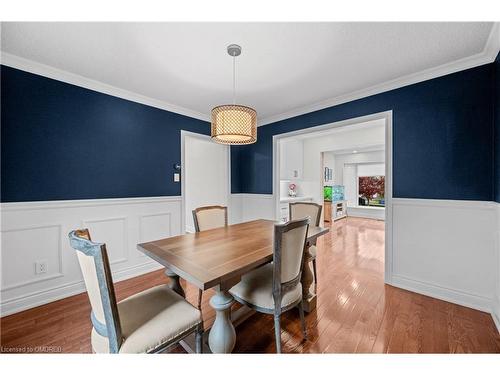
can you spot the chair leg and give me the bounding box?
[195,323,203,354]
[274,314,282,353]
[298,300,308,340]
[197,289,203,310]
[312,258,317,286]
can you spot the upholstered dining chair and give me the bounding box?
[289,202,322,285]
[229,217,310,353]
[69,229,203,354]
[192,205,228,310]
[192,205,228,232]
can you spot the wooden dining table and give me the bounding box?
[136,219,329,353]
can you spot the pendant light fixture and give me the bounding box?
[211,44,257,145]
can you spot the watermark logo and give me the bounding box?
[1,346,62,353]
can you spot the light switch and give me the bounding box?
[174,173,180,182]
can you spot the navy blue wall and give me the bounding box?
[2,61,498,203]
[495,52,500,203]
[232,63,496,201]
[1,65,210,202]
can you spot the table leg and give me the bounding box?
[164,268,185,297]
[301,247,317,312]
[179,304,253,354]
[208,288,236,353]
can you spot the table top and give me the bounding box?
[137,219,329,291]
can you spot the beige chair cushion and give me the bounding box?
[229,263,302,310]
[195,208,226,231]
[308,245,317,258]
[280,224,308,283]
[91,285,201,353]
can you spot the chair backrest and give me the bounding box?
[289,202,322,226]
[272,218,310,310]
[68,229,122,353]
[192,205,228,232]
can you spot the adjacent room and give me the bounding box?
[1,20,500,358]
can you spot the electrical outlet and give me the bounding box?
[35,261,48,275]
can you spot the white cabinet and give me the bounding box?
[333,200,347,221]
[279,204,289,222]
[280,139,303,180]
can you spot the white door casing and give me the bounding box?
[181,131,230,233]
[272,111,393,283]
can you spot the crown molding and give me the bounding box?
[2,23,499,128]
[259,22,500,126]
[483,22,500,62]
[0,52,211,123]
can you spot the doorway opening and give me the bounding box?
[273,111,393,283]
[181,131,230,233]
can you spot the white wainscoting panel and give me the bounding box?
[228,194,243,224]
[0,196,181,316]
[347,206,385,220]
[1,224,63,291]
[230,194,275,223]
[2,193,499,334]
[493,202,500,332]
[82,217,128,266]
[391,198,497,314]
[139,213,172,243]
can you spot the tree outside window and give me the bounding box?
[358,176,385,207]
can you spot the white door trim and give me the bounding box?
[180,130,231,234]
[272,110,394,284]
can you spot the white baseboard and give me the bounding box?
[493,305,500,333]
[0,261,163,317]
[391,275,493,313]
[392,274,500,333]
[347,206,385,220]
[494,202,500,332]
[391,198,499,333]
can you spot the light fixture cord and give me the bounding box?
[232,53,236,105]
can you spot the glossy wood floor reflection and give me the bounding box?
[1,218,499,353]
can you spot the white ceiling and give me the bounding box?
[1,22,497,125]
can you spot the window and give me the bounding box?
[357,163,385,207]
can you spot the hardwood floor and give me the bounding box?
[1,217,499,353]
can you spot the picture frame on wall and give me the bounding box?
[324,167,333,182]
